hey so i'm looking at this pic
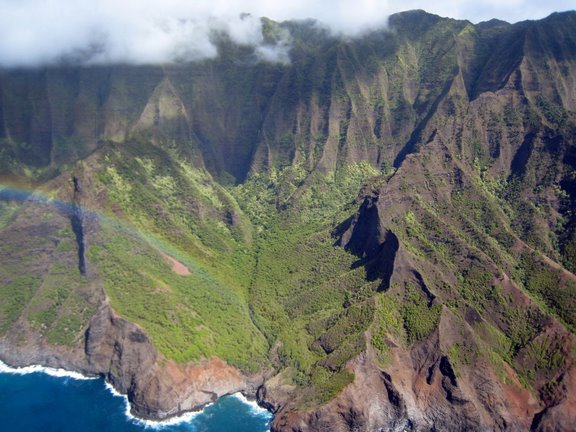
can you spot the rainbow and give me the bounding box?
[0,183,212,281]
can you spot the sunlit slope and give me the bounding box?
[0,10,575,428]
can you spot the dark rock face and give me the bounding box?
[2,11,572,184]
[338,193,400,291]
[339,195,385,257]
[267,329,539,432]
[1,9,576,432]
[0,179,257,420]
[70,176,86,274]
[531,368,576,432]
[0,300,255,420]
[84,304,159,412]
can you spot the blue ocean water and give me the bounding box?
[0,363,271,432]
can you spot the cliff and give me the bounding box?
[0,299,258,420]
[1,9,576,431]
[0,179,262,419]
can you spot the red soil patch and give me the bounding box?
[500,362,541,423]
[161,252,191,276]
[164,358,243,386]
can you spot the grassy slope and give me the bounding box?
[93,141,383,400]
[81,141,269,371]
[0,10,575,411]
[0,200,99,346]
[234,161,384,404]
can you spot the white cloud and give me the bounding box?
[0,0,572,67]
[397,0,575,23]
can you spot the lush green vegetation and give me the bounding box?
[0,275,41,334]
[0,199,21,230]
[371,293,405,365]
[88,223,269,370]
[235,162,381,402]
[1,11,575,413]
[307,368,355,406]
[519,253,576,332]
[447,342,478,374]
[86,140,384,399]
[97,141,254,267]
[28,264,96,347]
[402,283,441,343]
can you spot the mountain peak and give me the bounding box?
[388,9,444,29]
[1,8,575,432]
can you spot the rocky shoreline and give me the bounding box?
[0,196,574,431]
[0,299,270,423]
[2,294,576,431]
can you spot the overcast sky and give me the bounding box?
[0,0,573,67]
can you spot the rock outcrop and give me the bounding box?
[0,297,260,420]
[1,9,576,431]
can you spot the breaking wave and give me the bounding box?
[103,381,207,428]
[0,359,96,381]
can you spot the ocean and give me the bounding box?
[0,361,272,432]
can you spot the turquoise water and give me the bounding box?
[0,363,271,432]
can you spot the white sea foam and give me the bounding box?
[103,381,205,428]
[0,360,271,428]
[0,359,96,381]
[102,386,271,428]
[231,393,271,417]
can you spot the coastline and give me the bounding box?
[0,358,97,381]
[0,358,272,428]
[0,300,274,423]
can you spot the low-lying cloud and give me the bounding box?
[0,1,292,67]
[0,0,572,68]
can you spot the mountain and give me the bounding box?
[1,9,576,431]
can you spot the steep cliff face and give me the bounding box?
[1,9,576,431]
[85,303,253,419]
[267,120,576,429]
[262,11,576,430]
[0,299,255,420]
[5,11,572,184]
[0,172,260,420]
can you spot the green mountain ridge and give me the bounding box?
[1,9,576,431]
